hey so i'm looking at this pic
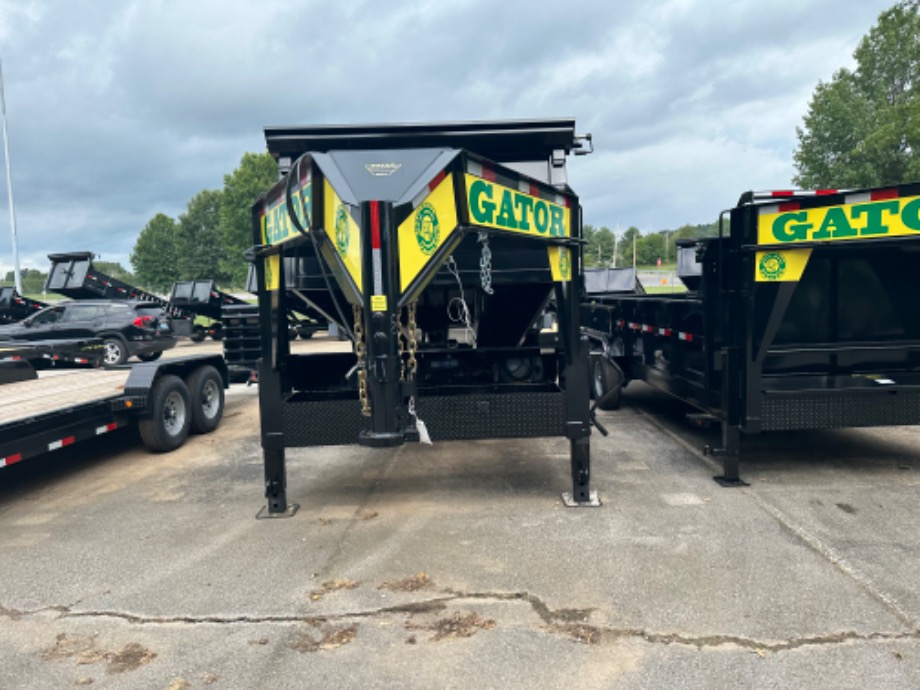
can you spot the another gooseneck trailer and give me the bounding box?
[250,119,596,514]
[583,182,920,484]
[0,286,47,324]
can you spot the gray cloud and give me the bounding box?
[0,0,896,276]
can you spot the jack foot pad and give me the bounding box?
[256,503,300,519]
[713,476,749,488]
[562,491,601,507]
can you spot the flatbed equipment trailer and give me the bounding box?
[250,118,597,514]
[0,351,228,469]
[583,181,920,484]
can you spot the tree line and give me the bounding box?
[130,152,276,292]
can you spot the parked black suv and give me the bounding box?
[0,300,177,365]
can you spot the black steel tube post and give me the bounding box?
[256,250,296,516]
[557,258,596,506]
[358,201,404,448]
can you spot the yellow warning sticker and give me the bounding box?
[371,294,387,312]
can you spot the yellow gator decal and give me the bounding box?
[398,173,459,292]
[324,179,363,293]
[757,194,920,245]
[261,182,312,246]
[464,174,570,238]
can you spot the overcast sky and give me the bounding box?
[0,0,896,277]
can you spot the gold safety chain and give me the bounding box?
[353,304,371,417]
[406,302,418,382]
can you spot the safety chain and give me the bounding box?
[478,231,494,295]
[353,304,371,417]
[406,302,418,381]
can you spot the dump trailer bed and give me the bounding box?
[251,118,596,513]
[583,181,920,483]
[46,252,168,304]
[0,352,229,469]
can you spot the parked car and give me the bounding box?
[0,300,177,366]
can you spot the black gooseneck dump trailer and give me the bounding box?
[168,280,249,341]
[250,119,597,514]
[583,182,920,484]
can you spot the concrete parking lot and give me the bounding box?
[1,343,919,688]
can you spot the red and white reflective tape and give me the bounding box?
[658,328,672,336]
[96,422,118,435]
[369,201,383,297]
[616,319,625,329]
[628,322,640,330]
[845,188,899,205]
[679,332,694,342]
[1,453,23,468]
[641,324,654,333]
[48,436,76,451]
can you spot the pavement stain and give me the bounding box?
[405,611,496,642]
[379,572,434,592]
[42,633,156,674]
[309,578,360,602]
[289,623,359,653]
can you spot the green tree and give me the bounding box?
[93,261,135,284]
[177,189,227,284]
[220,152,277,286]
[616,226,641,267]
[793,1,920,188]
[131,213,179,292]
[4,268,47,294]
[584,224,616,267]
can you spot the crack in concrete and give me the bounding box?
[3,590,918,654]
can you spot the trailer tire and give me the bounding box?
[209,324,224,341]
[187,365,224,434]
[190,325,206,342]
[139,375,191,452]
[103,337,128,366]
[137,351,163,362]
[592,356,622,410]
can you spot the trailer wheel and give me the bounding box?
[103,337,128,366]
[190,325,206,342]
[209,324,224,341]
[139,374,191,452]
[187,365,224,434]
[592,356,623,410]
[137,351,163,362]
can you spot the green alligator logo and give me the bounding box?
[559,248,571,280]
[335,205,350,255]
[415,203,440,256]
[758,252,786,280]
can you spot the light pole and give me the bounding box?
[0,58,22,294]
